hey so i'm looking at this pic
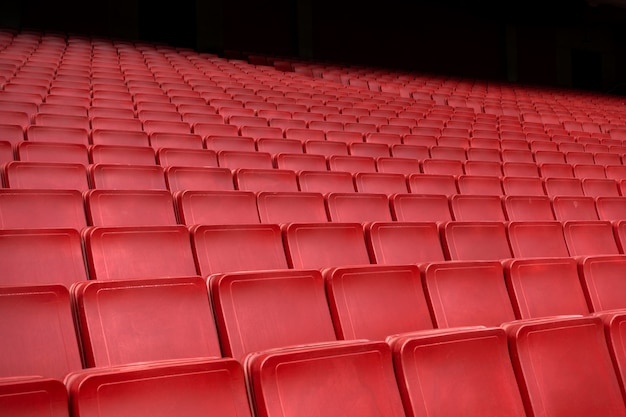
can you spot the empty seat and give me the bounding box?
[325,193,392,223]
[365,221,446,264]
[156,148,218,167]
[16,141,89,165]
[349,142,390,158]
[450,194,506,221]
[0,141,13,164]
[596,196,626,221]
[283,222,371,269]
[217,150,273,169]
[502,161,540,177]
[574,164,606,180]
[408,173,458,195]
[191,224,288,277]
[84,225,199,280]
[582,178,620,198]
[257,138,303,155]
[90,116,143,132]
[0,284,82,379]
[505,316,626,417]
[327,155,377,174]
[210,269,336,360]
[0,377,70,417]
[247,341,406,417]
[257,191,328,223]
[234,168,299,192]
[422,260,516,326]
[297,171,356,193]
[456,175,504,195]
[143,120,190,135]
[563,220,620,256]
[89,144,157,165]
[73,277,221,367]
[91,129,150,147]
[0,189,86,230]
[165,166,234,192]
[4,161,89,191]
[463,160,503,176]
[389,327,527,417]
[304,140,349,156]
[552,196,599,221]
[578,255,626,311]
[149,132,204,150]
[390,193,453,222]
[421,158,464,175]
[440,221,512,260]
[26,126,89,145]
[175,190,259,225]
[274,152,327,171]
[503,257,589,319]
[503,195,555,221]
[376,157,421,175]
[507,221,569,258]
[325,264,433,340]
[543,177,584,197]
[502,176,546,196]
[89,164,167,190]
[67,359,253,417]
[353,172,408,194]
[85,189,177,227]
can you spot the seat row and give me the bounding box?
[5,188,626,231]
[3,220,626,287]
[3,161,626,199]
[4,272,626,416]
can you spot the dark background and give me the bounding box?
[2,0,626,93]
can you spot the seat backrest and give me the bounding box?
[579,255,626,311]
[407,173,458,195]
[0,284,82,379]
[84,225,198,280]
[388,327,526,417]
[210,269,336,360]
[450,194,506,221]
[247,341,406,417]
[595,196,626,221]
[234,168,299,192]
[16,141,89,165]
[503,257,589,319]
[0,189,87,230]
[85,189,177,227]
[4,161,89,191]
[325,264,433,340]
[325,192,393,223]
[156,148,218,168]
[283,222,371,269]
[165,166,234,192]
[552,196,599,221]
[562,220,620,256]
[504,316,626,417]
[67,359,252,417]
[353,172,408,194]
[440,221,512,260]
[0,228,87,287]
[176,190,260,225]
[257,191,328,223]
[0,377,70,417]
[507,221,570,258]
[390,193,453,222]
[422,260,516,327]
[365,221,446,265]
[503,195,555,221]
[73,277,221,367]
[89,163,167,190]
[297,171,356,193]
[191,224,288,277]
